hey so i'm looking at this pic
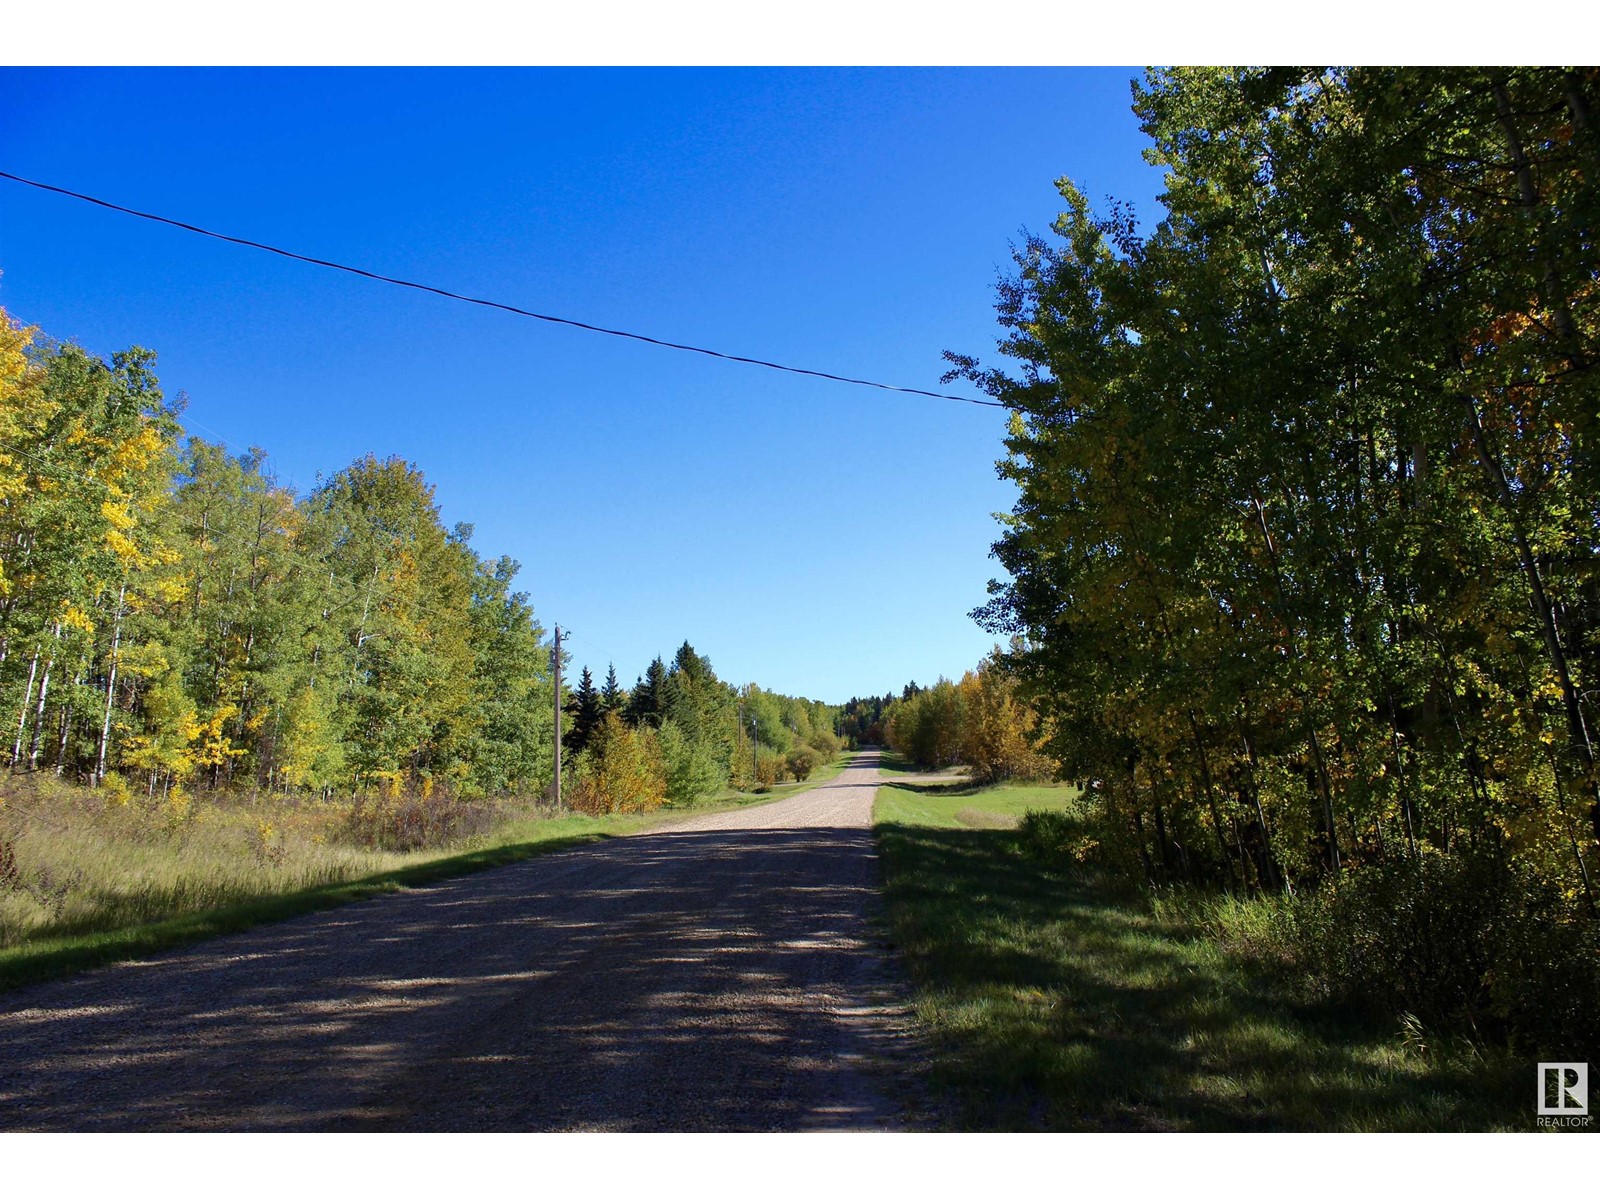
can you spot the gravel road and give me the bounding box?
[0,751,926,1131]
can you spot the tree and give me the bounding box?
[567,666,601,755]
[459,554,553,796]
[951,67,1600,898]
[957,653,1053,784]
[626,657,669,727]
[659,718,723,804]
[0,332,182,784]
[569,711,665,814]
[786,745,821,781]
[601,663,624,714]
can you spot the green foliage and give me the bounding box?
[566,666,602,756]
[600,663,624,714]
[953,67,1600,910]
[1193,857,1600,1058]
[883,652,1054,783]
[785,745,821,781]
[569,712,665,814]
[944,67,1600,1063]
[884,678,963,769]
[0,312,557,802]
[1016,809,1081,861]
[0,320,832,826]
[658,718,723,805]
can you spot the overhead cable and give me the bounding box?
[0,169,1004,409]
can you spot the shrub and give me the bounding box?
[659,720,724,805]
[0,836,20,890]
[786,746,821,781]
[1018,809,1077,859]
[755,748,786,787]
[345,790,498,851]
[568,713,666,814]
[1192,854,1600,1057]
[99,772,133,808]
[806,729,842,760]
[1018,808,1099,865]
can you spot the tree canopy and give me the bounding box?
[951,67,1599,901]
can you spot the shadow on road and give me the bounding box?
[0,822,921,1132]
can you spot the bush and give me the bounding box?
[1018,808,1100,866]
[755,748,786,787]
[1194,854,1600,1057]
[344,790,498,851]
[99,773,133,808]
[806,729,842,760]
[0,835,19,890]
[659,720,723,805]
[1018,809,1077,859]
[786,746,821,781]
[568,713,666,814]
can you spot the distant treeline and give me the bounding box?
[839,654,1053,785]
[0,313,835,807]
[561,645,841,814]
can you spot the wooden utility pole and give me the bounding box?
[552,624,562,806]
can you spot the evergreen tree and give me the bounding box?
[600,663,623,714]
[672,640,710,682]
[567,665,601,755]
[627,657,668,727]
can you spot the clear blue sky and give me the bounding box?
[0,68,1165,702]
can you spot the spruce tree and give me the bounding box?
[626,657,669,727]
[601,663,623,714]
[567,666,601,755]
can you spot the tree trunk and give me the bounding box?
[1250,493,1342,872]
[1462,392,1599,845]
[11,648,39,768]
[27,627,57,770]
[55,665,81,776]
[1236,711,1284,892]
[96,583,127,784]
[1385,691,1419,860]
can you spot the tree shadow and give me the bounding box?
[0,825,928,1132]
[876,822,1524,1131]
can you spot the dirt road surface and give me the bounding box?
[0,752,926,1131]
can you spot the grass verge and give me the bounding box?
[0,824,611,995]
[874,780,1529,1131]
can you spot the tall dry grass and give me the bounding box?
[0,774,556,948]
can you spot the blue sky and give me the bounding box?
[0,68,1166,701]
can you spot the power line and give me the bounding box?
[0,169,1005,410]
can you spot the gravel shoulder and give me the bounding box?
[0,751,924,1131]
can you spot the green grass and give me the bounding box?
[873,780,1528,1131]
[878,776,1072,829]
[874,749,920,777]
[0,755,860,996]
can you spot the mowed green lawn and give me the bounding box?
[873,776,1527,1131]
